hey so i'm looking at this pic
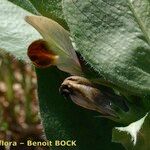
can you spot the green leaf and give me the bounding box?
[62,0,150,95]
[0,0,41,60]
[112,113,150,150]
[8,0,40,15]
[8,0,67,27]
[0,0,68,60]
[36,67,124,150]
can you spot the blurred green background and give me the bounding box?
[0,53,49,150]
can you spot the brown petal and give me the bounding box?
[28,39,59,68]
[59,76,116,117]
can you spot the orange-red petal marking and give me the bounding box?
[28,40,58,68]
